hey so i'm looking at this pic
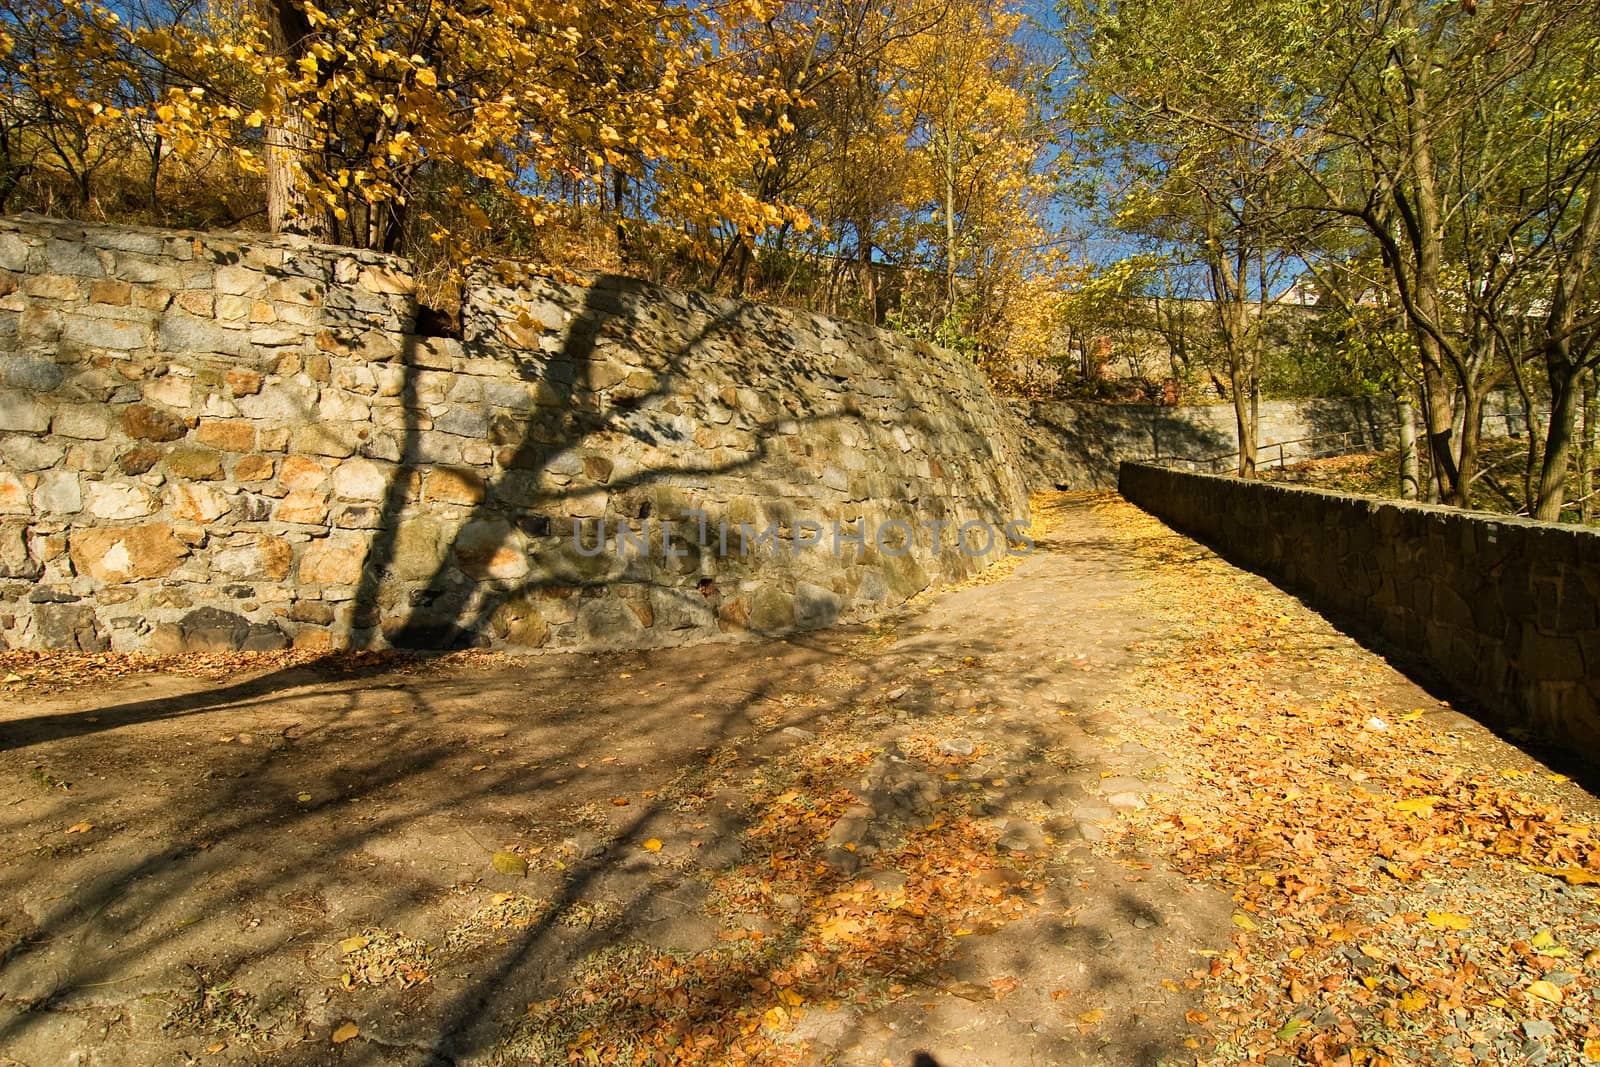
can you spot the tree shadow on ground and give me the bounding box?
[0,498,1217,1067]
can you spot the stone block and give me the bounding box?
[0,391,50,433]
[748,585,795,631]
[86,481,156,520]
[0,471,28,514]
[291,422,359,458]
[165,446,224,480]
[170,482,230,522]
[35,602,106,652]
[52,405,108,440]
[423,468,486,505]
[453,518,528,580]
[33,471,81,515]
[62,314,145,351]
[122,403,189,442]
[331,458,387,502]
[225,368,263,396]
[70,523,186,583]
[1,356,65,392]
[233,454,274,482]
[795,581,844,629]
[275,491,329,525]
[578,597,643,643]
[190,418,253,453]
[177,607,250,651]
[280,455,327,491]
[300,536,366,585]
[116,445,162,476]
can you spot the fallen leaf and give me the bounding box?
[1423,911,1471,930]
[1582,1037,1600,1062]
[491,851,527,876]
[65,822,93,834]
[1526,980,1563,1004]
[642,838,663,852]
[1398,988,1428,1012]
[1232,912,1258,931]
[331,1021,359,1044]
[339,935,370,954]
[1184,1009,1208,1024]
[611,797,630,806]
[296,792,313,803]
[1531,865,1600,886]
[1078,1008,1105,1024]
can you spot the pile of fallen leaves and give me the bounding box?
[493,703,1043,1065]
[0,647,508,694]
[1095,495,1600,1065]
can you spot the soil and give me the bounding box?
[1,492,1594,1067]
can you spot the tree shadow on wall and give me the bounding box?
[351,275,846,653]
[1023,401,1236,489]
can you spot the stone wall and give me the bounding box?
[0,215,1029,653]
[1119,462,1600,758]
[1011,397,1400,489]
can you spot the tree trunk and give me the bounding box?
[1533,363,1581,522]
[261,0,327,239]
[1456,385,1483,509]
[1581,369,1596,523]
[1398,398,1420,499]
[943,129,958,320]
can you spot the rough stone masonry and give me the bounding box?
[0,215,1029,654]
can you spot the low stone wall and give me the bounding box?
[0,215,1029,653]
[1011,397,1399,489]
[1119,462,1600,758]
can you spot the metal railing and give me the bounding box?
[1149,425,1401,475]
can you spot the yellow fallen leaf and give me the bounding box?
[1232,912,1258,931]
[642,838,663,852]
[1184,1009,1208,1024]
[1160,979,1180,992]
[1531,865,1600,886]
[1359,943,1388,961]
[778,988,803,1007]
[491,851,527,876]
[1526,980,1563,1004]
[1582,1037,1600,1062]
[204,1041,226,1054]
[1424,911,1471,931]
[1400,709,1424,721]
[1393,796,1444,816]
[1398,988,1428,1012]
[1078,1008,1105,1024]
[296,792,313,803]
[339,935,370,954]
[65,822,93,834]
[331,1021,359,1044]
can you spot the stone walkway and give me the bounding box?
[1,493,1594,1066]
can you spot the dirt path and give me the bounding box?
[1,493,1595,1067]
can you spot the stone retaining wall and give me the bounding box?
[1011,397,1400,489]
[1119,462,1600,758]
[0,215,1029,653]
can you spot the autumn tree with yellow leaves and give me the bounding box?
[0,0,1064,377]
